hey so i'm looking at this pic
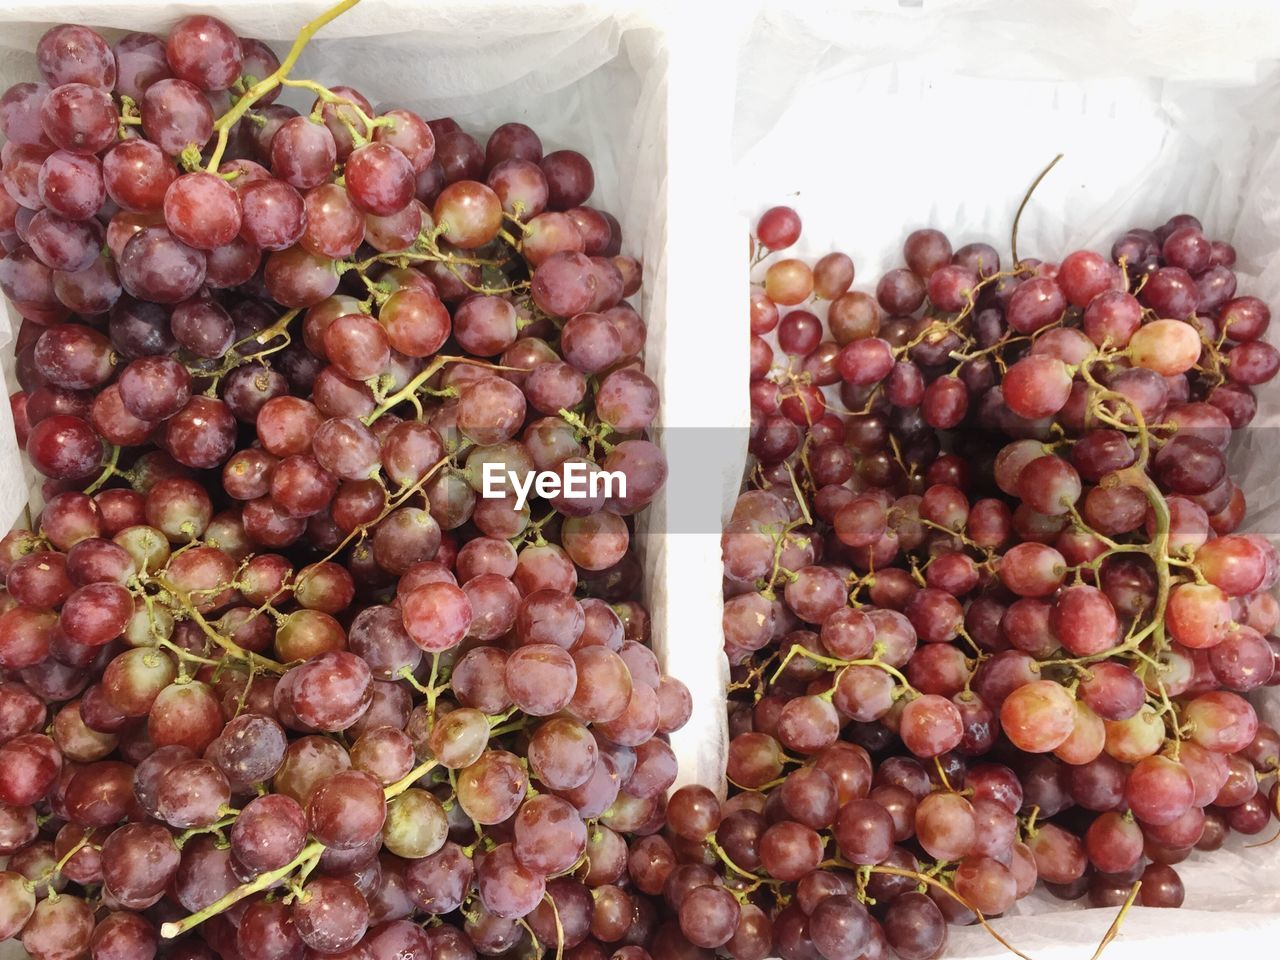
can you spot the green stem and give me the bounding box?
[706,836,775,885]
[153,578,286,674]
[361,355,498,424]
[382,758,440,798]
[176,814,238,848]
[158,638,224,670]
[283,77,388,140]
[544,893,565,960]
[1048,358,1173,661]
[162,840,324,937]
[163,758,440,939]
[204,0,364,171]
[1089,882,1142,960]
[425,653,441,727]
[34,836,91,889]
[397,665,431,695]
[83,445,121,495]
[863,863,1036,960]
[769,643,913,692]
[488,718,529,739]
[1011,153,1064,265]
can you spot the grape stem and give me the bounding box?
[424,652,441,728]
[756,519,807,601]
[487,718,528,738]
[705,835,775,885]
[281,77,390,144]
[83,444,122,495]
[948,333,1032,369]
[175,814,238,848]
[345,228,514,273]
[544,893,566,960]
[727,649,781,698]
[1010,153,1064,265]
[769,642,914,693]
[382,757,441,797]
[358,273,394,306]
[24,836,91,892]
[362,355,513,424]
[234,453,455,629]
[397,664,433,695]
[197,308,301,394]
[862,864,1037,960]
[1021,805,1041,839]
[161,840,326,938]
[246,308,301,348]
[558,408,614,456]
[710,838,1037,960]
[516,920,543,958]
[445,262,528,297]
[1245,787,1280,847]
[150,576,288,674]
[1089,882,1141,960]
[933,756,954,792]
[749,238,773,270]
[1047,357,1174,663]
[162,758,440,939]
[726,772,785,792]
[204,0,364,172]
[158,637,225,672]
[784,461,813,526]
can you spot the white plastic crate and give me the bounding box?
[729,0,1280,956]
[0,0,748,831]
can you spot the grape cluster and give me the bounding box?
[0,5,685,960]
[680,204,1280,959]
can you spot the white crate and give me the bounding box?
[731,0,1280,956]
[0,0,750,814]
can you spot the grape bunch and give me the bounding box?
[677,203,1280,959]
[0,4,686,960]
